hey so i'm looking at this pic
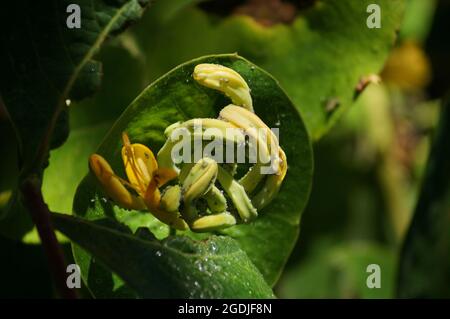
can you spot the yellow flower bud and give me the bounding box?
[193,63,254,112]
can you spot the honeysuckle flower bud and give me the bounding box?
[203,186,228,214]
[252,148,287,210]
[89,154,146,211]
[217,167,258,222]
[193,63,254,112]
[191,212,236,232]
[219,104,284,196]
[121,132,156,197]
[160,185,182,213]
[157,118,246,175]
[90,133,188,231]
[182,158,219,221]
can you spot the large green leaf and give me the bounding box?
[132,0,405,140]
[53,213,274,298]
[0,0,150,240]
[41,34,152,213]
[72,54,313,297]
[0,0,150,172]
[397,100,450,298]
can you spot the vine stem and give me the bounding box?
[20,177,78,299]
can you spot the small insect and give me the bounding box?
[89,63,287,232]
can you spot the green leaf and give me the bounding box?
[35,37,152,243]
[72,54,313,297]
[0,0,150,173]
[0,0,150,240]
[132,0,405,140]
[397,100,450,298]
[69,37,150,130]
[53,213,274,298]
[2,34,152,242]
[42,35,151,217]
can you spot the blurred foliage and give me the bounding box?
[398,100,450,298]
[277,240,396,298]
[425,0,450,99]
[399,0,437,43]
[130,0,405,140]
[276,0,446,299]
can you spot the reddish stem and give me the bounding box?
[21,177,78,299]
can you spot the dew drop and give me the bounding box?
[195,260,205,272]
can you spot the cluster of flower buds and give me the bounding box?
[89,63,287,232]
